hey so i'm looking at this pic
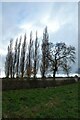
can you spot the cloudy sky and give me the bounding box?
[0,2,78,77]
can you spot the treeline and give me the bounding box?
[5,27,76,80]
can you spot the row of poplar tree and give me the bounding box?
[5,27,48,78]
[5,26,76,79]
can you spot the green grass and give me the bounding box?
[2,82,80,118]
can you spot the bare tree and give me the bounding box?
[20,34,26,78]
[62,63,71,77]
[47,42,75,80]
[16,36,21,78]
[13,38,18,78]
[5,39,13,78]
[26,31,33,78]
[40,26,49,78]
[9,39,13,78]
[5,46,10,78]
[33,31,39,79]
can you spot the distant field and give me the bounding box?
[2,82,80,119]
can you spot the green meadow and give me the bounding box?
[2,82,80,119]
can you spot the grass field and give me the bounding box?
[2,82,80,118]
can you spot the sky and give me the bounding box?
[0,2,78,77]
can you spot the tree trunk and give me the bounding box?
[42,71,46,80]
[67,72,69,77]
[53,69,57,87]
[53,66,57,81]
[53,70,56,80]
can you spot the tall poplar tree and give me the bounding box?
[16,36,21,78]
[20,34,26,78]
[13,38,18,78]
[26,31,33,78]
[9,39,13,78]
[5,46,10,78]
[33,31,39,79]
[40,26,49,78]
